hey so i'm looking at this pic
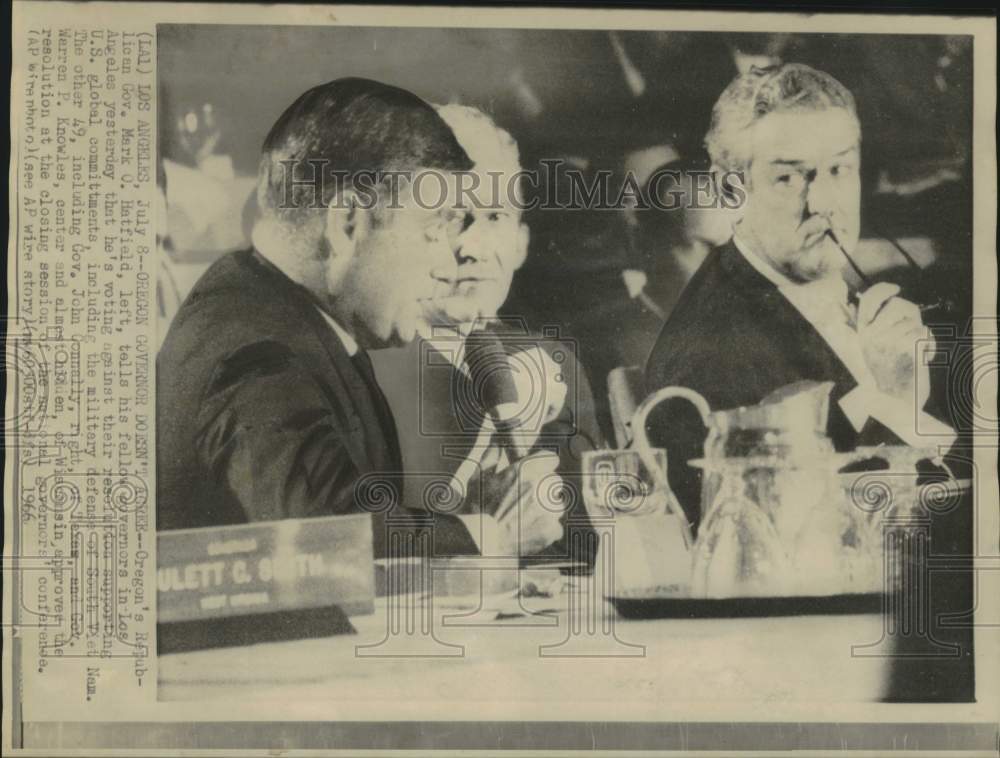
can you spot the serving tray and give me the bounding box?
[609,592,885,619]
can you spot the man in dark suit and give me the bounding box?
[645,64,957,527]
[646,64,971,702]
[157,78,564,558]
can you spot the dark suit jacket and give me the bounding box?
[644,240,937,527]
[157,248,479,557]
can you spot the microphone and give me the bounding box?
[463,328,525,462]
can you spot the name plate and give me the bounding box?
[157,514,375,623]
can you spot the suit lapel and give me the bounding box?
[718,242,857,391]
[247,250,385,474]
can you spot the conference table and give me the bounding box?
[158,567,893,708]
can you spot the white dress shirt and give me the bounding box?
[316,307,358,356]
[732,235,955,448]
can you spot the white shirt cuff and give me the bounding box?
[456,513,502,556]
[839,385,956,449]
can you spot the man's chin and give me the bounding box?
[788,241,842,282]
[391,321,418,346]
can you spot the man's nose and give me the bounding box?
[453,213,483,264]
[804,172,839,220]
[429,232,460,283]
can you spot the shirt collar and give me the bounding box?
[731,231,849,307]
[316,307,358,357]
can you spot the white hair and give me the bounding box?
[435,103,524,210]
[705,63,859,172]
[435,104,520,174]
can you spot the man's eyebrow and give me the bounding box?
[767,145,859,167]
[833,145,860,158]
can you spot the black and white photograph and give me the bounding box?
[153,20,978,698]
[6,3,999,755]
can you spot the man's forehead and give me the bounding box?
[451,164,521,215]
[750,108,860,165]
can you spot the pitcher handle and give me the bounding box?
[630,386,712,452]
[627,387,711,550]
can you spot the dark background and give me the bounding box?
[157,24,974,438]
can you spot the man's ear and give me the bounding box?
[324,190,372,260]
[712,164,748,213]
[512,222,530,271]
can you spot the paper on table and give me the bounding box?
[435,568,568,618]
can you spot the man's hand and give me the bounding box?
[857,282,932,407]
[466,451,564,555]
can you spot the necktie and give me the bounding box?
[351,348,377,386]
[352,349,403,471]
